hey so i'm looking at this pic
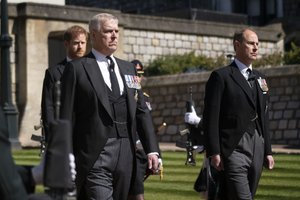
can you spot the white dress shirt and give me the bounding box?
[92,48,124,95]
[92,49,159,159]
[234,58,253,81]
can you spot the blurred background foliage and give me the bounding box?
[145,42,300,76]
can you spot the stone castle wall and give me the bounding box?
[2,3,292,146]
[143,65,300,146]
[122,29,282,65]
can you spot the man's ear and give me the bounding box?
[90,30,96,41]
[63,41,68,49]
[233,40,239,50]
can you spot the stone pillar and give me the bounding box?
[17,17,89,146]
[18,19,50,146]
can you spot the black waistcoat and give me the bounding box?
[107,86,129,138]
[246,81,262,135]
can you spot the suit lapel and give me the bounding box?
[57,59,67,76]
[83,53,113,120]
[230,63,256,108]
[253,70,263,106]
[253,70,265,129]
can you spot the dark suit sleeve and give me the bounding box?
[135,84,159,155]
[203,71,224,157]
[41,69,55,140]
[264,102,272,155]
[60,62,76,130]
[261,75,272,156]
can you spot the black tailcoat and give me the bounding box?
[203,61,272,158]
[60,52,159,198]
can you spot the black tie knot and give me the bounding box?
[106,56,115,70]
[106,56,120,97]
[247,68,256,81]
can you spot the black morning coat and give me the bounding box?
[59,52,159,198]
[41,58,67,139]
[203,61,272,158]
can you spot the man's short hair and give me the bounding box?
[233,28,256,51]
[89,13,118,33]
[63,25,88,42]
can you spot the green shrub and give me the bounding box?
[253,52,283,68]
[146,52,227,76]
[283,42,300,64]
[145,43,300,76]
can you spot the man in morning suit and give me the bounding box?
[59,13,160,200]
[27,25,88,186]
[11,26,88,198]
[41,25,88,141]
[203,28,275,200]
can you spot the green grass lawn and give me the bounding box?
[13,149,300,200]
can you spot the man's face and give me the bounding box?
[65,33,87,59]
[235,30,259,66]
[136,64,142,72]
[136,64,144,83]
[92,19,119,55]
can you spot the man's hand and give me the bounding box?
[210,154,224,171]
[147,154,159,174]
[184,106,201,125]
[265,155,275,170]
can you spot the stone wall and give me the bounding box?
[264,65,300,145]
[2,3,287,146]
[142,65,300,146]
[119,14,284,64]
[123,29,282,65]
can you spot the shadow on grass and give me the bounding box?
[258,184,300,192]
[146,178,196,185]
[256,193,300,200]
[261,175,300,182]
[145,185,199,197]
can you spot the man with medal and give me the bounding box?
[59,13,160,200]
[202,28,274,200]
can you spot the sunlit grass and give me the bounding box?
[13,149,300,199]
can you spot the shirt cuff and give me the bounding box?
[147,152,159,157]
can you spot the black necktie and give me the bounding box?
[107,56,120,97]
[247,68,257,103]
[247,68,256,88]
[247,68,261,135]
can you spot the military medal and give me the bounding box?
[125,75,141,89]
[257,77,269,92]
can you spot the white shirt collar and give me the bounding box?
[234,58,253,80]
[66,56,72,62]
[235,58,252,71]
[91,48,124,94]
[92,48,111,62]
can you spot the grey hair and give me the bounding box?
[89,13,118,33]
